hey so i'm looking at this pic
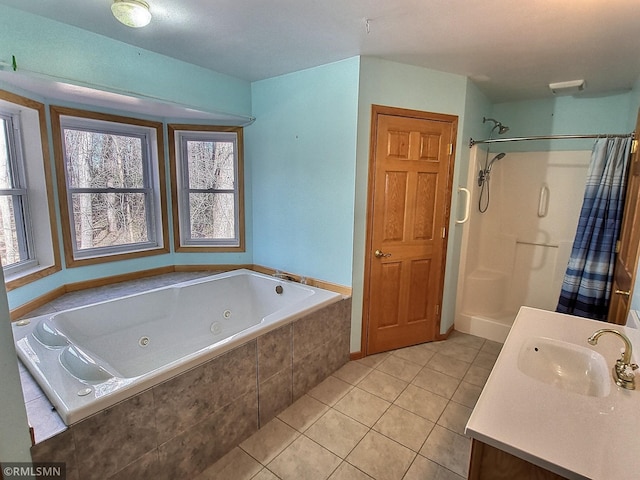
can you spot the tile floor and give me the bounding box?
[195,331,502,480]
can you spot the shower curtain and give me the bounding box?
[556,137,632,320]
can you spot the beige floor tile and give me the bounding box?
[268,435,341,480]
[357,352,390,369]
[334,362,372,385]
[357,369,408,402]
[328,462,373,480]
[412,367,461,399]
[403,455,465,480]
[305,409,369,458]
[372,405,434,452]
[447,331,485,350]
[346,431,415,480]
[402,454,439,479]
[251,469,279,480]
[239,417,299,464]
[481,340,503,356]
[437,342,480,363]
[194,447,261,480]
[307,375,353,406]
[391,344,436,366]
[376,355,422,382]
[451,382,483,409]
[422,340,447,352]
[426,353,470,380]
[420,425,471,478]
[462,365,492,387]
[334,387,391,427]
[393,385,448,423]
[437,401,473,436]
[277,394,328,431]
[472,351,499,370]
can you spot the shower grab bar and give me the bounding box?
[538,184,549,217]
[456,187,471,224]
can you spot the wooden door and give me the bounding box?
[363,105,457,354]
[609,109,640,324]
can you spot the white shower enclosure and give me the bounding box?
[455,146,590,342]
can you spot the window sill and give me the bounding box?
[5,263,62,291]
[175,244,245,253]
[65,245,170,268]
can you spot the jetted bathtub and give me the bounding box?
[12,269,342,425]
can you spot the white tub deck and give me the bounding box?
[13,269,341,425]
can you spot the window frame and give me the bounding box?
[168,124,245,252]
[0,110,36,273]
[0,90,60,290]
[51,106,169,267]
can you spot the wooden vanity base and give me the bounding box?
[468,439,569,480]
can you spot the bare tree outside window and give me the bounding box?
[0,114,31,269]
[185,139,235,240]
[170,126,243,250]
[52,107,166,267]
[63,129,150,250]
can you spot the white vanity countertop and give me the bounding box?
[465,306,640,480]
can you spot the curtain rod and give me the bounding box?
[469,132,634,148]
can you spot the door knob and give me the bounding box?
[374,249,391,258]
[615,289,631,296]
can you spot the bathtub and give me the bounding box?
[12,269,342,425]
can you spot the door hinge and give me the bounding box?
[442,227,446,239]
[632,139,638,155]
[615,240,621,253]
[448,143,453,155]
[435,304,440,317]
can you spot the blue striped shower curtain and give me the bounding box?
[556,137,632,320]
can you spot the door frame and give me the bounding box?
[360,104,458,356]
[608,109,640,324]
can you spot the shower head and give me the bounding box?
[483,117,509,135]
[486,152,506,173]
[478,152,506,187]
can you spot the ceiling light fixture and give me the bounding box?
[549,79,586,96]
[111,0,152,28]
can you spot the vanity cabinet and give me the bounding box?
[465,307,640,480]
[468,439,568,480]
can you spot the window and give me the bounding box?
[0,90,60,289]
[51,107,168,266]
[0,110,35,273]
[169,125,244,251]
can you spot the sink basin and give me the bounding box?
[517,336,610,397]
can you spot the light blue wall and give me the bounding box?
[490,92,634,152]
[0,5,250,118]
[351,57,470,351]
[0,5,253,309]
[247,58,360,286]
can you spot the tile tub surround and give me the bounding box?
[28,297,352,480]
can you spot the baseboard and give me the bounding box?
[436,323,455,341]
[349,351,364,361]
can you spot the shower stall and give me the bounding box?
[455,146,591,342]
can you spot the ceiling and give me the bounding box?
[1,0,639,103]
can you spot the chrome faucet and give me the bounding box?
[273,270,296,282]
[588,328,638,390]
